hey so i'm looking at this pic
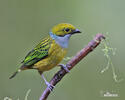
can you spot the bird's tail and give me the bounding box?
[9,69,22,79]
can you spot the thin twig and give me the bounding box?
[39,33,105,100]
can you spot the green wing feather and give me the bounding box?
[22,36,51,66]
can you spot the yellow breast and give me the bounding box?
[34,40,67,71]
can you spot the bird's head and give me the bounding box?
[51,23,81,36]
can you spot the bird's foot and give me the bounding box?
[45,81,55,91]
[58,64,70,73]
[41,74,55,91]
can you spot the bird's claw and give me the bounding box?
[58,64,70,73]
[45,81,55,91]
[41,74,55,91]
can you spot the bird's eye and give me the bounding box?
[64,28,70,32]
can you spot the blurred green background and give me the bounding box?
[0,0,125,100]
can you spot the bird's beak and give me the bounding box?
[72,29,81,34]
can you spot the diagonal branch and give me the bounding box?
[39,33,105,100]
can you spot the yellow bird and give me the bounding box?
[9,23,81,90]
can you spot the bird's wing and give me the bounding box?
[22,36,52,66]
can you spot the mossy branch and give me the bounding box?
[39,34,105,100]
